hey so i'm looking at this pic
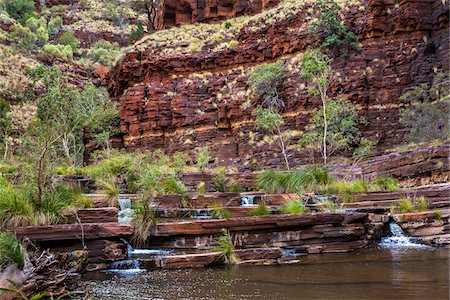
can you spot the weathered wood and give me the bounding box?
[14,223,133,242]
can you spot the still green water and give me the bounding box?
[80,248,449,300]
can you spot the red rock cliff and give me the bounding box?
[107,0,449,169]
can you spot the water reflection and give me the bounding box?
[80,248,449,300]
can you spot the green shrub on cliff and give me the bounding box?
[399,71,449,143]
[41,44,73,60]
[1,0,36,24]
[248,60,286,110]
[57,32,80,50]
[309,0,360,56]
[279,199,307,214]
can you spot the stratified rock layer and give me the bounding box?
[108,0,449,168]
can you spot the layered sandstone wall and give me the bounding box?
[107,0,449,169]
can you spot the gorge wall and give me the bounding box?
[107,0,449,169]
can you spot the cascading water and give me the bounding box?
[118,197,134,224]
[379,222,430,249]
[241,195,255,206]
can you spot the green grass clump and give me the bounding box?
[131,200,158,248]
[213,230,239,265]
[0,182,35,229]
[397,196,429,214]
[97,178,120,207]
[433,210,443,219]
[398,198,415,213]
[249,202,270,216]
[210,204,232,219]
[279,199,307,214]
[374,176,399,191]
[257,167,332,194]
[0,232,24,269]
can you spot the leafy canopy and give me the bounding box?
[309,0,360,56]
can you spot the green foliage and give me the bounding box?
[194,146,211,172]
[399,72,449,143]
[433,210,443,219]
[97,178,120,207]
[248,60,285,110]
[352,138,375,160]
[249,202,270,216]
[1,0,36,23]
[253,106,284,132]
[210,204,232,219]
[373,176,399,191]
[224,21,232,29]
[0,181,35,229]
[299,99,365,160]
[131,200,157,248]
[87,39,121,66]
[47,17,62,35]
[398,198,414,213]
[211,167,243,193]
[29,66,118,163]
[8,17,48,50]
[57,32,80,50]
[129,21,144,41]
[41,44,73,60]
[257,167,332,194]
[213,230,238,264]
[0,232,24,269]
[160,177,188,199]
[309,0,360,56]
[279,199,307,214]
[397,196,428,214]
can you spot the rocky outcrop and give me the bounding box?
[107,0,449,168]
[394,209,450,246]
[158,0,280,29]
[148,212,384,254]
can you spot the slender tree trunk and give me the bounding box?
[322,90,327,165]
[276,125,290,170]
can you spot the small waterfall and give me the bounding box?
[241,195,255,206]
[118,197,134,224]
[379,223,430,249]
[191,209,212,219]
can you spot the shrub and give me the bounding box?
[398,198,414,213]
[248,60,285,110]
[210,204,232,219]
[131,200,157,248]
[2,0,36,23]
[374,176,399,191]
[213,230,238,264]
[160,176,188,198]
[8,19,48,50]
[194,146,211,172]
[129,21,144,41]
[399,72,449,143]
[41,44,73,60]
[224,21,232,29]
[47,16,62,35]
[0,232,24,269]
[39,185,81,224]
[309,0,360,56]
[211,167,243,192]
[257,167,332,194]
[249,202,270,216]
[299,99,365,163]
[415,196,428,212]
[0,183,35,229]
[57,32,80,50]
[279,199,307,214]
[97,178,120,207]
[88,39,120,66]
[433,210,443,219]
[253,106,291,170]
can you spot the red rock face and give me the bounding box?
[159,0,280,29]
[107,0,449,168]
